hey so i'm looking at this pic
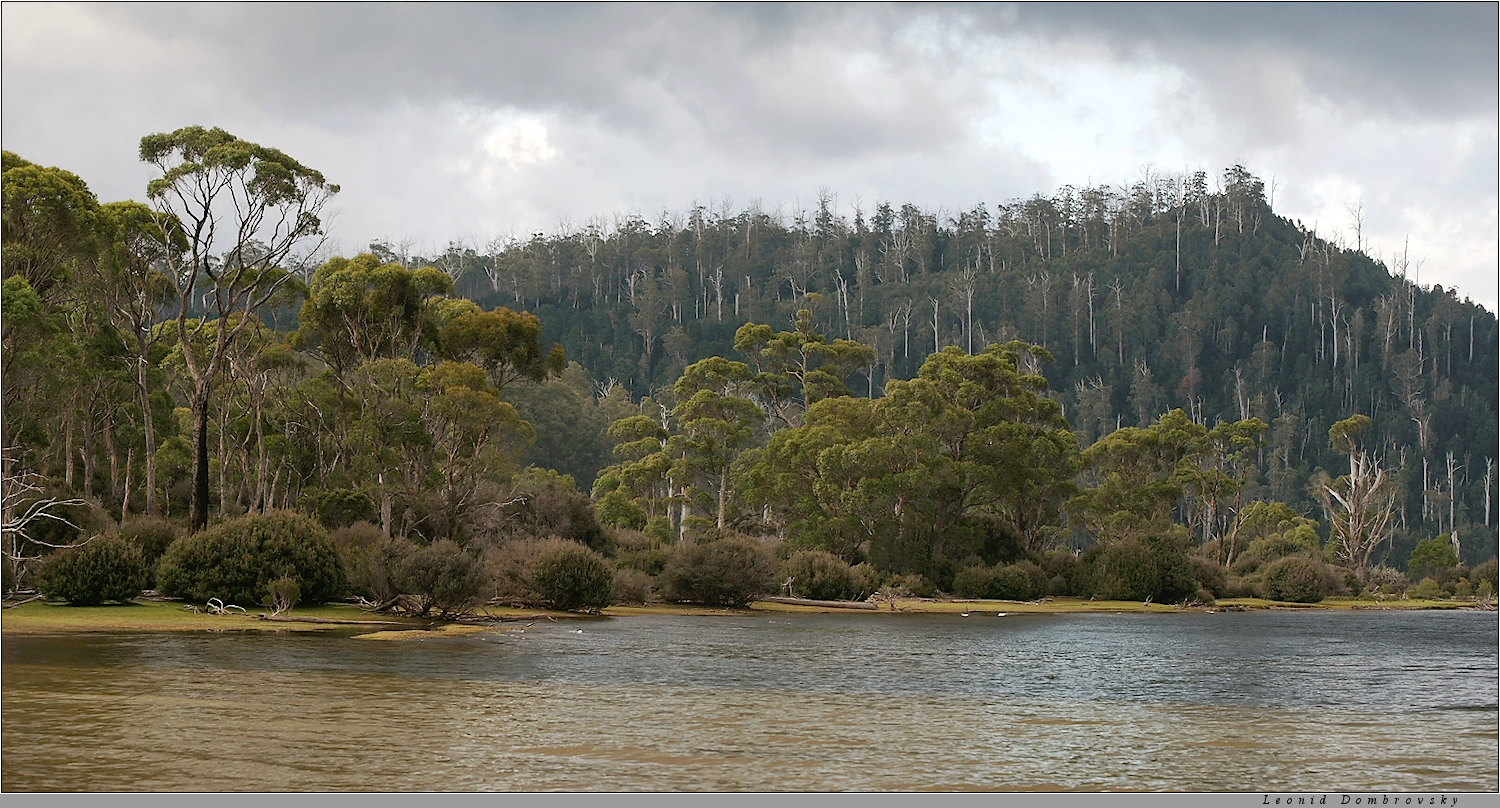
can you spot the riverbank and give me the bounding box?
[1,593,1488,635]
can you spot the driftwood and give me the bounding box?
[762,596,880,610]
[257,614,418,627]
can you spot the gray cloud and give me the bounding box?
[3,2,1494,308]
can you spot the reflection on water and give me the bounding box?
[3,610,1495,791]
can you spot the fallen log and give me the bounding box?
[256,614,421,627]
[761,596,880,610]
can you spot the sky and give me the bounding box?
[3,2,1496,311]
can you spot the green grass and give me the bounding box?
[0,598,428,634]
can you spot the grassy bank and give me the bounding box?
[3,594,1487,635]
[0,598,581,635]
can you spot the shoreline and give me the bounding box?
[1,594,1490,636]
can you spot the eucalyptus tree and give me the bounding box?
[92,200,182,514]
[0,151,99,303]
[139,126,338,531]
[733,300,875,428]
[1316,414,1399,574]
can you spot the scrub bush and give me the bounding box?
[659,535,778,606]
[1361,565,1409,597]
[1087,533,1196,602]
[156,510,347,606]
[1259,555,1334,603]
[36,535,151,605]
[530,540,614,612]
[347,535,416,602]
[782,550,858,600]
[951,565,993,599]
[612,567,655,605]
[1410,576,1446,600]
[298,487,377,530]
[991,561,1047,601]
[116,516,182,568]
[393,539,488,618]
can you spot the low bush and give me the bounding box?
[612,567,654,605]
[298,487,377,530]
[1410,576,1447,600]
[116,516,182,568]
[393,539,488,618]
[1361,565,1409,597]
[951,565,993,599]
[346,535,417,602]
[658,535,778,606]
[1086,533,1196,602]
[263,576,300,615]
[1189,554,1228,598]
[782,550,858,601]
[36,535,151,605]
[1469,558,1497,590]
[1407,537,1460,584]
[991,561,1047,601]
[156,510,347,606]
[891,573,936,598]
[1259,555,1334,603]
[530,540,614,612]
[848,563,883,601]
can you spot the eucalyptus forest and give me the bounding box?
[3,127,1496,614]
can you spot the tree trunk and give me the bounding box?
[137,356,159,515]
[190,388,212,532]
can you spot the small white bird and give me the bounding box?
[959,612,970,617]
[572,628,584,634]
[997,612,1007,617]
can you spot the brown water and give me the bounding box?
[3,610,1495,791]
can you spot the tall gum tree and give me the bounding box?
[139,126,338,531]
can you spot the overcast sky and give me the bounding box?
[4,2,1496,310]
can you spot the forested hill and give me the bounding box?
[4,146,1496,583]
[401,166,1496,546]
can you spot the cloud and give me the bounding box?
[3,2,1494,309]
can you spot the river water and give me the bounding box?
[2,609,1495,791]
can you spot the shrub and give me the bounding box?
[480,539,538,604]
[1189,554,1229,598]
[156,510,347,606]
[1361,565,1409,597]
[1233,526,1323,576]
[892,573,936,598]
[658,535,778,606]
[1221,575,1256,599]
[1259,556,1334,603]
[264,576,300,615]
[298,488,377,530]
[612,567,654,605]
[530,541,614,612]
[991,561,1046,601]
[849,563,883,601]
[595,489,646,530]
[347,535,417,602]
[613,528,672,576]
[116,516,182,568]
[1411,576,1446,600]
[951,565,993,599]
[1469,558,1497,589]
[782,550,858,601]
[1087,533,1196,602]
[393,539,488,618]
[36,535,151,605]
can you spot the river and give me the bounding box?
[2,609,1495,791]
